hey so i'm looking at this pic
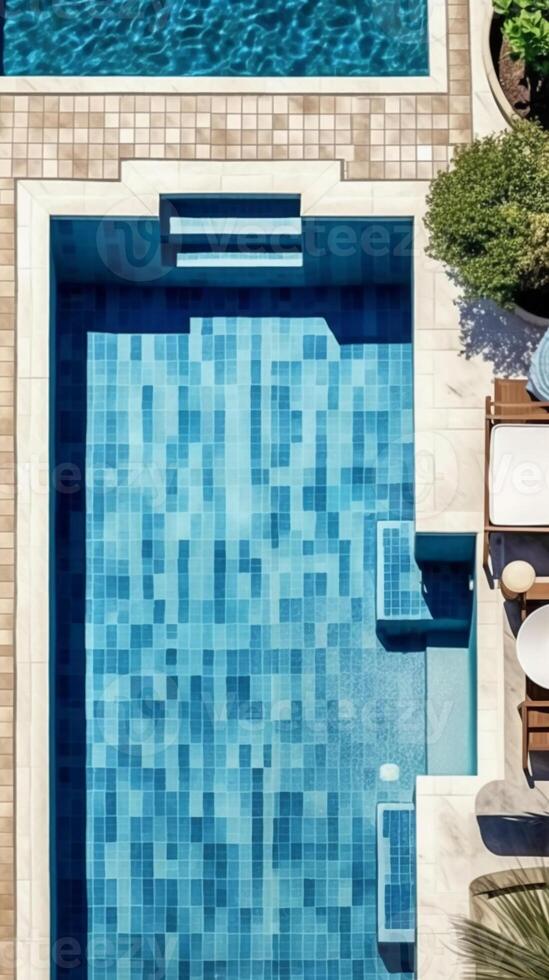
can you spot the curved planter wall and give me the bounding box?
[482,11,549,328]
[514,305,549,329]
[482,10,519,126]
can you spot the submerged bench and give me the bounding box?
[376,521,474,636]
[377,803,416,945]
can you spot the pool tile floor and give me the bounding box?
[85,320,419,978]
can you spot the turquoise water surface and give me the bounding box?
[3,0,429,75]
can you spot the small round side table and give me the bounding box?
[500,560,536,601]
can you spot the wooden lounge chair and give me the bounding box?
[493,378,549,420]
[484,379,549,575]
[521,681,549,776]
[520,578,549,621]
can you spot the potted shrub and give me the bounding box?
[489,0,549,126]
[425,120,549,322]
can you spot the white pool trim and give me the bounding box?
[15,159,501,980]
[1,0,446,94]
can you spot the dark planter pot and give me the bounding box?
[515,286,549,324]
[514,304,549,329]
[484,11,549,128]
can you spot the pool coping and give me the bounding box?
[0,0,446,95]
[14,159,503,979]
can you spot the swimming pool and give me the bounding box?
[51,211,475,979]
[3,0,429,76]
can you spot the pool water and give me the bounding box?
[84,320,417,979]
[51,213,475,979]
[3,0,429,76]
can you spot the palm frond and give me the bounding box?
[454,868,549,980]
[454,916,549,980]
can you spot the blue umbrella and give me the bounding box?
[528,328,549,401]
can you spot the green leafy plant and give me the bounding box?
[494,0,549,76]
[455,868,549,980]
[425,120,549,312]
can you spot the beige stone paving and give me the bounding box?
[0,169,13,976]
[0,0,471,182]
[0,0,472,973]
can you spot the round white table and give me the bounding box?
[516,603,549,689]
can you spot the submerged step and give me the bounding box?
[377,804,416,945]
[169,216,302,237]
[160,194,304,271]
[161,192,301,222]
[376,521,473,635]
[176,251,304,268]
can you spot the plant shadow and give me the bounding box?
[458,298,543,376]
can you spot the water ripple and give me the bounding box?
[4,0,429,76]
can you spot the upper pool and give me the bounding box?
[2,0,429,76]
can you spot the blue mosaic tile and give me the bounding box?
[376,521,473,627]
[377,522,426,620]
[84,317,418,979]
[51,278,414,976]
[377,804,416,943]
